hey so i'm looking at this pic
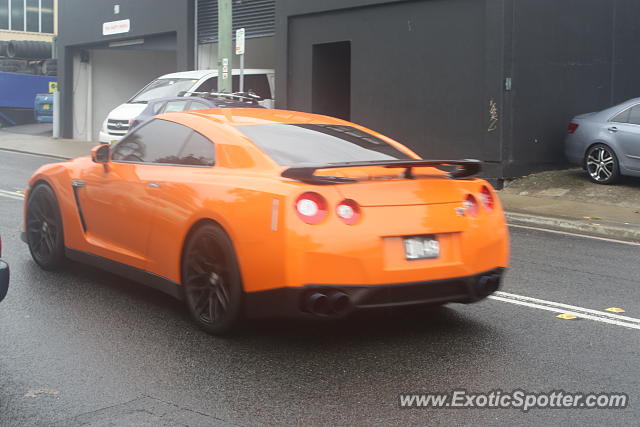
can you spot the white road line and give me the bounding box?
[508,223,640,246]
[494,291,640,324]
[0,189,25,201]
[489,292,640,330]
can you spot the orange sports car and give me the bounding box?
[22,108,509,334]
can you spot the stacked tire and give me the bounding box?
[41,59,57,76]
[7,41,52,60]
[0,59,26,73]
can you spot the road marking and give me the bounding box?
[0,189,25,201]
[556,313,577,320]
[605,307,625,313]
[508,223,640,247]
[489,291,640,330]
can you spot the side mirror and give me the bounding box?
[91,144,111,164]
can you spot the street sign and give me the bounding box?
[235,28,245,55]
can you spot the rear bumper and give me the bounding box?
[0,260,9,302]
[244,267,505,319]
[564,134,585,166]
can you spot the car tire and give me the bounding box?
[181,223,243,335]
[26,184,66,270]
[585,143,620,185]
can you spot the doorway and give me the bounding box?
[312,41,351,121]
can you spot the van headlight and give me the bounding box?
[101,119,108,133]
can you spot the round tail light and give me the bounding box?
[336,199,361,225]
[479,186,494,211]
[295,192,327,224]
[464,194,478,217]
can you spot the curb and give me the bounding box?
[506,212,640,243]
[0,147,72,160]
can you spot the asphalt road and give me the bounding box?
[1,150,639,426]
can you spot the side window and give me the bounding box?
[163,100,189,113]
[235,74,272,99]
[112,119,192,164]
[611,108,630,123]
[188,101,210,111]
[176,132,215,166]
[628,106,640,125]
[195,77,217,93]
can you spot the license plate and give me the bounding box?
[43,104,50,110]
[110,140,118,145]
[404,236,440,260]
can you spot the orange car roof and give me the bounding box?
[181,108,351,127]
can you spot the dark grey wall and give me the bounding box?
[278,0,640,179]
[58,0,194,138]
[279,0,506,178]
[505,0,640,176]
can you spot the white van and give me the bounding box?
[99,68,275,144]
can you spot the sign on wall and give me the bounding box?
[103,19,131,36]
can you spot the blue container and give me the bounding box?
[34,93,54,123]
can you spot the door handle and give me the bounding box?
[147,182,160,188]
[608,126,618,133]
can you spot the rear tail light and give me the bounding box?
[479,186,494,211]
[464,194,478,217]
[336,199,361,225]
[568,123,579,134]
[295,192,327,224]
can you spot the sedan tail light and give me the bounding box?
[336,199,361,225]
[479,186,494,211]
[464,194,478,217]
[568,123,579,134]
[295,192,327,224]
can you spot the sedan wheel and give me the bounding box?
[26,184,65,270]
[585,144,619,185]
[182,223,243,335]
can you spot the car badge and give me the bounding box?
[115,122,122,129]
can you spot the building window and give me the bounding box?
[0,0,8,30]
[26,0,39,32]
[11,0,24,31]
[0,0,54,33]
[41,0,53,33]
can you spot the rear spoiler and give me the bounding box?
[281,159,482,185]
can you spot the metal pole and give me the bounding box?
[239,53,244,92]
[217,0,233,92]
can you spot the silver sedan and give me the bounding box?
[565,97,640,184]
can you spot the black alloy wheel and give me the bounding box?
[26,184,65,270]
[182,223,243,335]
[585,143,620,185]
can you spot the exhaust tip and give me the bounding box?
[328,292,351,315]
[307,292,330,316]
[476,274,500,297]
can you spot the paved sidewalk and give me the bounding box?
[499,168,640,242]
[0,126,94,159]
[1,127,639,241]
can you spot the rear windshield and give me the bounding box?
[237,124,412,166]
[130,78,198,103]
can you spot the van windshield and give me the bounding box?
[129,78,198,103]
